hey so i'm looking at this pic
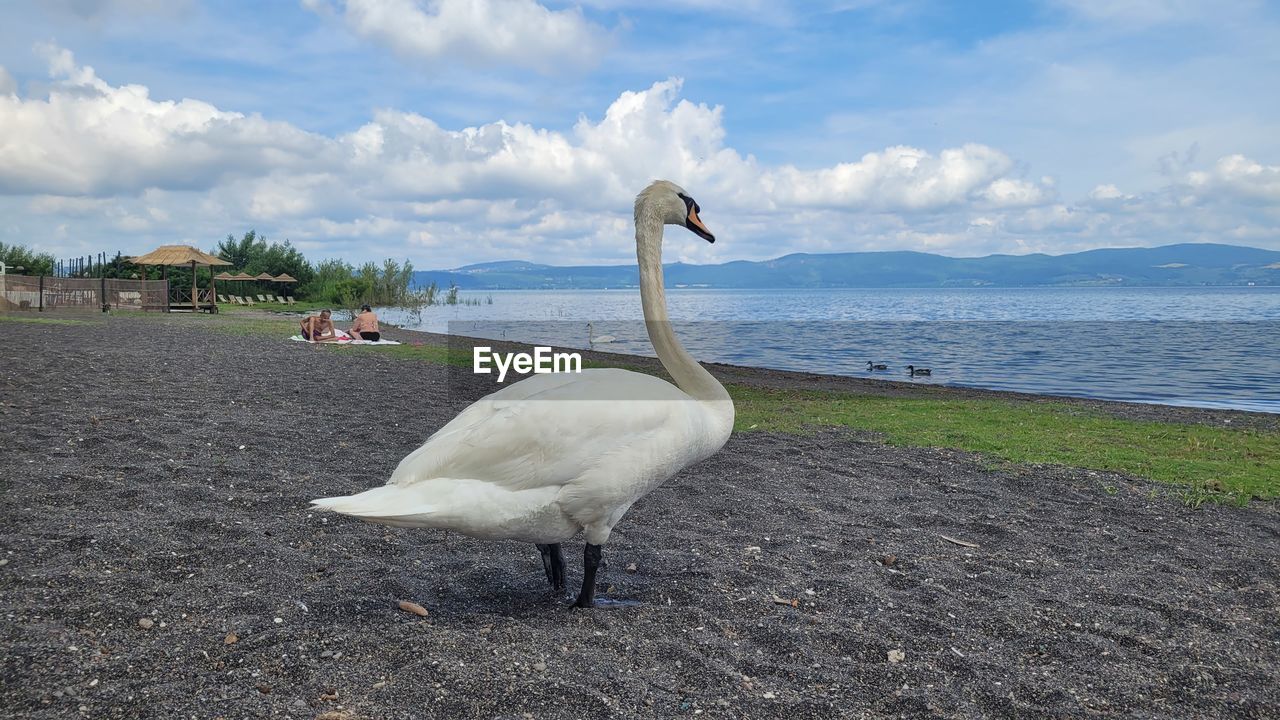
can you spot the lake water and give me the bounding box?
[377,288,1280,413]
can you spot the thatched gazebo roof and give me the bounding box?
[128,245,229,314]
[130,245,230,266]
[214,271,235,280]
[255,272,275,281]
[275,273,298,283]
[232,273,255,281]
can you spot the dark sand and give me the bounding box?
[1,314,1277,719]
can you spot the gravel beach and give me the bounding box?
[1,313,1277,719]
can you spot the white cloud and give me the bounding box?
[325,78,737,209]
[761,144,1050,212]
[979,178,1050,208]
[4,45,1280,266]
[1186,154,1280,202]
[245,174,339,220]
[1089,183,1126,201]
[0,46,332,196]
[307,0,609,73]
[331,78,1047,220]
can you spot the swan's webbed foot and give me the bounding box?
[536,543,566,591]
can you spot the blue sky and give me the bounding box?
[1,0,1278,268]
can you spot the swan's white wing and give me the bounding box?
[388,368,699,492]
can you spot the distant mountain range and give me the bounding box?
[412,243,1280,290]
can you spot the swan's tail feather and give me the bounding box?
[311,485,436,528]
[311,479,571,538]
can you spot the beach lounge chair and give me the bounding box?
[217,294,229,303]
[256,294,268,303]
[243,296,255,306]
[276,296,287,304]
[265,294,277,303]
[286,296,296,305]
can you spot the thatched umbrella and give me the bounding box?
[274,273,297,300]
[128,245,231,312]
[215,272,252,303]
[252,272,276,300]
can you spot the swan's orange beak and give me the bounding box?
[686,205,715,243]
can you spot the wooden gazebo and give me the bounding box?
[129,245,231,313]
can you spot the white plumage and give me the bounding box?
[588,322,617,345]
[312,180,733,607]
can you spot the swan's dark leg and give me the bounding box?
[536,543,566,591]
[569,544,640,609]
[573,543,603,608]
[550,544,565,590]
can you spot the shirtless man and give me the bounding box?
[300,309,339,342]
[349,304,381,342]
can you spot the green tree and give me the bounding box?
[300,258,359,305]
[0,242,55,275]
[213,230,315,297]
[208,231,419,306]
[215,230,264,272]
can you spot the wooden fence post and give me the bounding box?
[101,275,108,312]
[38,275,44,312]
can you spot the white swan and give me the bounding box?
[587,322,616,346]
[312,180,734,608]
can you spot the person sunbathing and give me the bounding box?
[300,309,340,342]
[349,304,381,342]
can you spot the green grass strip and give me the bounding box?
[730,386,1279,504]
[373,341,473,367]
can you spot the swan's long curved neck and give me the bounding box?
[636,212,731,405]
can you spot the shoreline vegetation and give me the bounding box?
[11,309,1272,505]
[2,234,477,312]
